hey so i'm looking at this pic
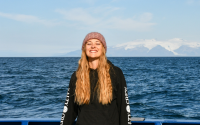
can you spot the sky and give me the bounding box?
[0,0,200,57]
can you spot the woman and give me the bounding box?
[60,32,131,125]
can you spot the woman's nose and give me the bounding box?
[91,44,95,48]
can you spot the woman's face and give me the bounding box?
[85,39,103,60]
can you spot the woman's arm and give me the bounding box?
[60,72,78,125]
[117,68,132,125]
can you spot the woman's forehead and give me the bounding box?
[87,39,101,42]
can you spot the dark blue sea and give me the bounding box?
[0,57,200,120]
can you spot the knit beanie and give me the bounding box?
[82,32,107,52]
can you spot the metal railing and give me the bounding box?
[1,118,200,125]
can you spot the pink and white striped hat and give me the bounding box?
[82,32,107,52]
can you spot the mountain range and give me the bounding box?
[61,38,200,57]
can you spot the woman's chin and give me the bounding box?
[87,55,100,60]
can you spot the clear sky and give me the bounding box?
[0,0,200,57]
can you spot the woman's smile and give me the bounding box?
[90,50,98,53]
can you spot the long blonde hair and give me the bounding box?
[75,46,112,105]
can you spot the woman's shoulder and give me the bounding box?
[69,71,77,87]
[107,60,124,75]
[71,71,76,78]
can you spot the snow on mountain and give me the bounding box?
[112,38,200,55]
[59,38,200,57]
[174,45,200,56]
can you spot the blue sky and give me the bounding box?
[0,0,200,57]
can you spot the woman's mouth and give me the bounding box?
[90,50,98,53]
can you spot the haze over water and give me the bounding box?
[0,57,200,120]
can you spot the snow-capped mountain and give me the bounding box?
[62,38,200,57]
[107,38,200,56]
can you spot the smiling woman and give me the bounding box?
[60,32,132,125]
[85,39,103,62]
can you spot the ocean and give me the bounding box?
[0,57,200,120]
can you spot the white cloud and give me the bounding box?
[111,0,120,2]
[80,0,96,4]
[140,12,153,22]
[102,16,155,31]
[55,8,99,25]
[0,8,155,31]
[91,6,120,16]
[186,0,200,5]
[186,0,194,4]
[114,38,200,55]
[56,7,155,31]
[0,12,59,26]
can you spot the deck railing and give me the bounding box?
[1,118,200,125]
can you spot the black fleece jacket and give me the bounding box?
[60,60,131,125]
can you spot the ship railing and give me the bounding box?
[1,118,200,125]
